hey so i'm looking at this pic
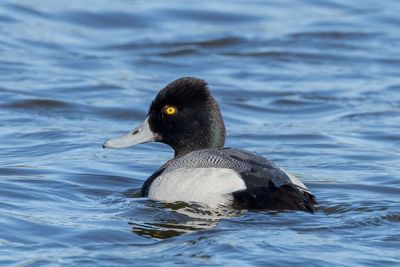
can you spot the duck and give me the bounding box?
[103,77,317,212]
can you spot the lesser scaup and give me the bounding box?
[104,77,317,212]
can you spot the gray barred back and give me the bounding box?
[163,148,292,188]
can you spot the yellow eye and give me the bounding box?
[163,105,177,115]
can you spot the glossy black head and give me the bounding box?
[148,77,226,157]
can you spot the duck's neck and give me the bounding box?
[173,113,226,158]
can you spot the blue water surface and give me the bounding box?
[0,0,399,266]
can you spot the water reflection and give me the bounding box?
[125,200,243,239]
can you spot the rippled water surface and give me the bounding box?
[1,0,400,266]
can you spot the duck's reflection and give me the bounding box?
[126,201,243,239]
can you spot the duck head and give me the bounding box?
[103,77,226,157]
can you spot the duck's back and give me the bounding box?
[141,148,317,212]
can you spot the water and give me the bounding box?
[1,0,399,266]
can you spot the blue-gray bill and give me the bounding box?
[103,117,156,149]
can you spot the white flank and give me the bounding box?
[148,168,246,208]
[282,168,310,192]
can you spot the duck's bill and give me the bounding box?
[103,117,157,149]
